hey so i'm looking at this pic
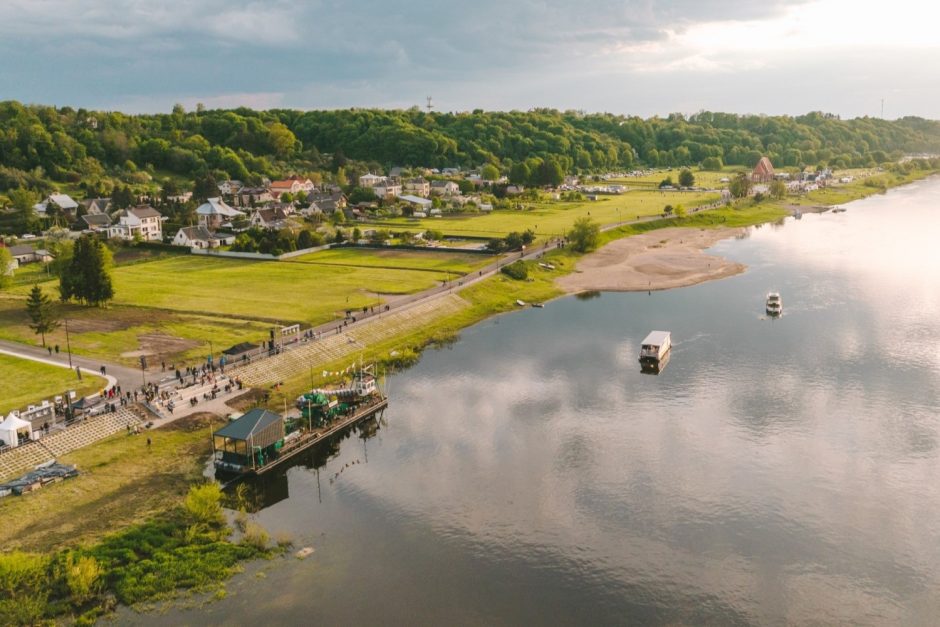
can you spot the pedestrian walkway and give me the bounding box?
[230,294,468,387]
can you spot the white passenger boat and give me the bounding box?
[638,331,671,366]
[766,292,782,316]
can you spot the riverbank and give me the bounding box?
[557,226,747,293]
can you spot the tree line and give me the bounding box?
[3,101,940,205]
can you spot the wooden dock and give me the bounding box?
[252,396,388,476]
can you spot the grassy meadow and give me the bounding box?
[290,247,490,274]
[0,354,105,415]
[375,188,721,238]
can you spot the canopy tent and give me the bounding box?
[0,414,33,448]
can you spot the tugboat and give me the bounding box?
[766,292,782,316]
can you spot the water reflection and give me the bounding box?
[138,177,940,626]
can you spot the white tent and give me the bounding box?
[0,413,33,448]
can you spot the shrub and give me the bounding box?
[241,522,270,551]
[501,261,528,280]
[0,551,51,625]
[184,483,224,527]
[63,554,103,605]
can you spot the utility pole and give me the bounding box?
[881,98,885,119]
[64,318,73,368]
[426,96,434,113]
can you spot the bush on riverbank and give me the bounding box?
[0,484,272,625]
[501,261,529,280]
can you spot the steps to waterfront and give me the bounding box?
[0,406,146,482]
[231,294,468,387]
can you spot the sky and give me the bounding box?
[1,0,938,119]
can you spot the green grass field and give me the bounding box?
[0,353,105,415]
[289,246,491,274]
[376,189,720,238]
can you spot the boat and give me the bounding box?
[532,303,545,308]
[213,364,387,478]
[766,292,782,316]
[516,300,526,307]
[638,331,671,367]
[832,207,847,213]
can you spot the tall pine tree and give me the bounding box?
[26,285,59,346]
[59,236,113,306]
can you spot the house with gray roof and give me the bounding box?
[108,206,165,241]
[196,198,245,229]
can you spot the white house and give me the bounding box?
[236,187,273,206]
[108,206,165,241]
[248,207,290,230]
[270,176,315,197]
[33,193,79,216]
[218,180,243,195]
[373,182,402,198]
[196,198,245,229]
[430,181,460,196]
[172,226,226,249]
[358,173,386,188]
[399,194,432,210]
[404,177,431,197]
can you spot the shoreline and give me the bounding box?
[556,226,748,294]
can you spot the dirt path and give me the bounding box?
[556,227,747,293]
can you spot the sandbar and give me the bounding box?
[556,227,747,293]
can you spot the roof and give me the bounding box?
[196,197,244,217]
[641,331,671,346]
[48,194,78,209]
[222,342,259,356]
[8,244,35,256]
[400,194,432,205]
[177,225,214,242]
[82,213,111,227]
[213,408,283,442]
[0,414,32,432]
[129,206,162,219]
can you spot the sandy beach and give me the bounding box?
[556,227,748,293]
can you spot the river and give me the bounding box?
[127,178,940,625]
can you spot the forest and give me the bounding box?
[2,100,940,201]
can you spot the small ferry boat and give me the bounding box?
[638,331,671,366]
[766,292,782,316]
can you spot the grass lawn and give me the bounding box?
[0,413,222,552]
[606,167,736,189]
[0,353,105,415]
[289,246,491,274]
[375,189,721,238]
[0,297,275,368]
[13,254,454,325]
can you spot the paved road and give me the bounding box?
[0,339,134,392]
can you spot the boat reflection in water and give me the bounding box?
[222,414,385,513]
[640,348,670,375]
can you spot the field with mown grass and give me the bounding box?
[289,246,491,274]
[375,189,721,238]
[0,353,105,415]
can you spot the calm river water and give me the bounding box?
[131,178,940,626]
